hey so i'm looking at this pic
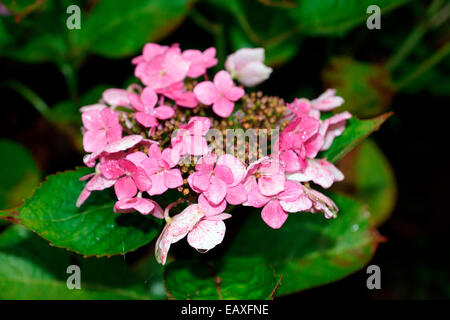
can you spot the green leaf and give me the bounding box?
[0,225,157,299]
[322,56,396,118]
[164,257,281,300]
[226,193,378,295]
[75,0,194,58]
[289,0,411,36]
[0,139,40,210]
[0,168,162,257]
[0,1,70,63]
[335,139,397,226]
[319,112,393,163]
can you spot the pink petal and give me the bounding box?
[86,174,116,191]
[83,129,107,153]
[154,105,175,120]
[99,160,125,179]
[213,70,234,93]
[198,194,227,216]
[103,89,130,107]
[76,188,91,207]
[82,110,103,130]
[141,87,158,108]
[258,173,285,197]
[280,150,300,172]
[114,176,137,200]
[148,143,162,160]
[100,108,120,127]
[161,147,180,168]
[132,167,152,191]
[191,172,211,192]
[129,93,145,111]
[203,176,227,205]
[216,154,246,186]
[141,158,160,176]
[164,169,183,188]
[195,153,217,172]
[106,126,122,144]
[135,112,158,127]
[212,96,235,118]
[213,165,234,185]
[280,195,312,213]
[277,180,302,202]
[114,197,155,215]
[147,173,168,196]
[225,183,247,205]
[261,199,288,229]
[155,204,205,265]
[163,49,191,82]
[103,135,143,153]
[187,220,226,251]
[126,151,148,166]
[193,81,218,105]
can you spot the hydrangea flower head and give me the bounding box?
[77,42,352,265]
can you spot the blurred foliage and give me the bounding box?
[335,139,397,226]
[0,168,162,257]
[0,139,40,210]
[226,193,378,296]
[0,224,164,299]
[1,0,449,299]
[164,258,281,299]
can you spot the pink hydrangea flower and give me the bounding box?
[244,157,286,199]
[80,104,106,113]
[134,144,184,196]
[155,202,231,265]
[187,195,231,251]
[114,195,163,218]
[99,158,152,200]
[82,108,123,152]
[320,111,352,151]
[194,70,245,118]
[183,47,218,78]
[171,116,211,156]
[302,186,339,219]
[135,47,191,90]
[157,81,198,108]
[311,89,344,111]
[82,135,151,168]
[155,204,206,265]
[188,153,246,205]
[129,87,174,128]
[102,88,131,107]
[76,166,116,207]
[246,179,312,229]
[225,48,272,87]
[287,159,344,189]
[132,43,169,65]
[278,115,324,172]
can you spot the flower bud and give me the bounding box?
[225,48,272,87]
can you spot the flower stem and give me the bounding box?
[1,80,50,118]
[395,42,450,90]
[164,198,186,224]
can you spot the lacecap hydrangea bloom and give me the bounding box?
[77,44,351,265]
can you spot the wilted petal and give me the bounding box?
[187,220,226,251]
